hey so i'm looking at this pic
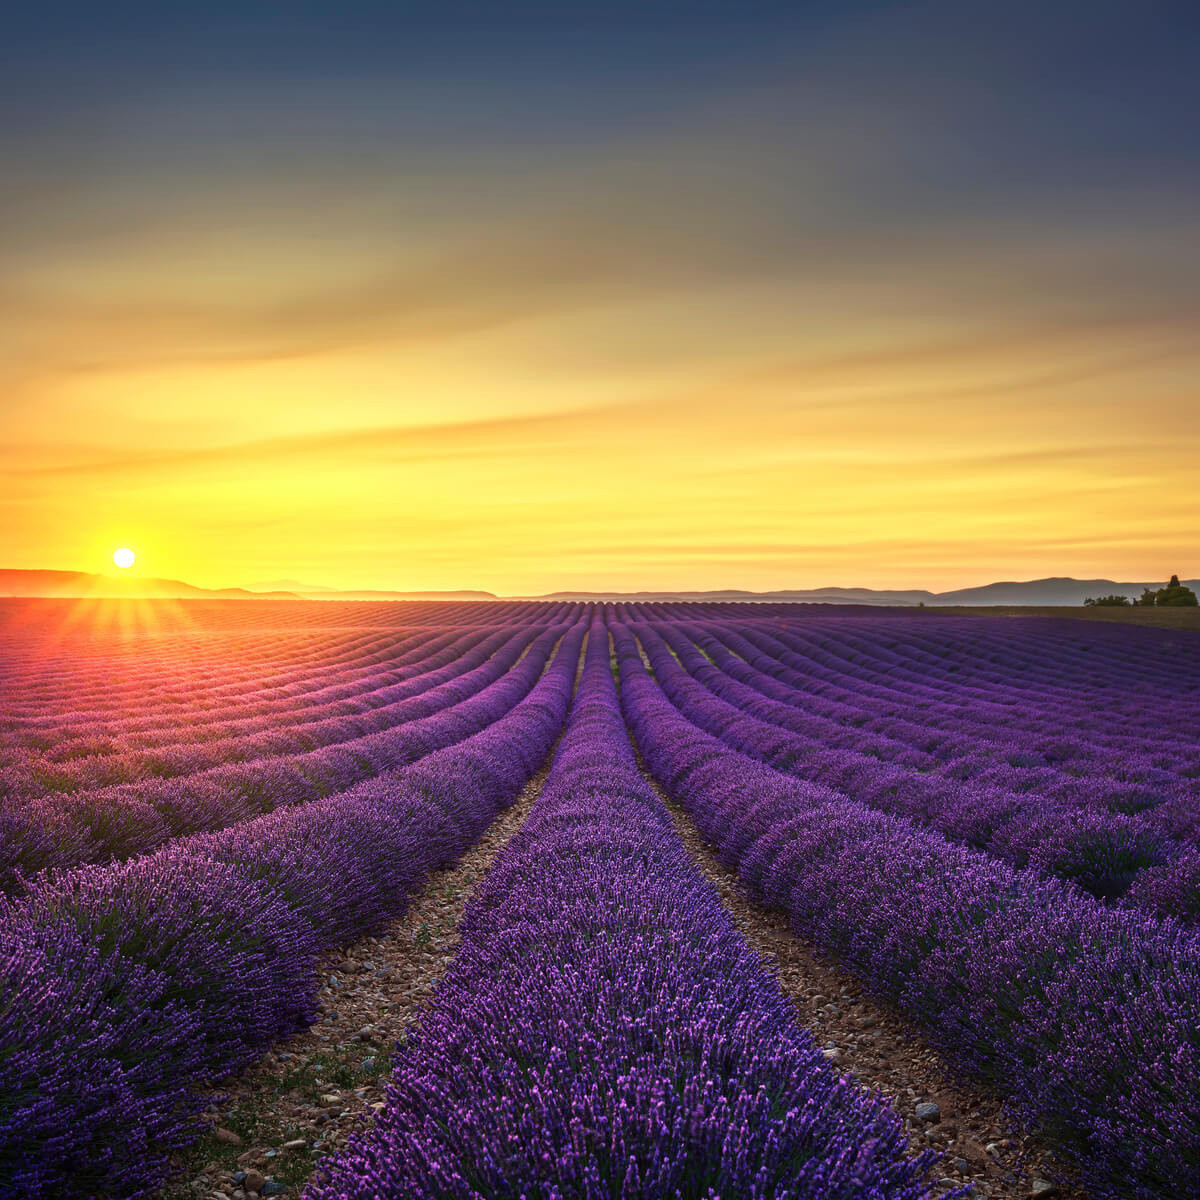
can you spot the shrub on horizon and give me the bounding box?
[1155,575,1199,607]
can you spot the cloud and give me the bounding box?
[0,401,644,479]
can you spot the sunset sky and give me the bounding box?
[2,1,1197,594]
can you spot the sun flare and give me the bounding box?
[113,547,136,569]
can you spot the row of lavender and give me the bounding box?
[732,618,1199,780]
[306,620,930,1200]
[716,620,1200,909]
[3,611,575,741]
[608,607,1196,771]
[678,617,1197,801]
[0,622,585,1198]
[747,618,1200,908]
[615,626,1200,1200]
[0,599,581,717]
[610,600,1200,697]
[2,627,444,749]
[1,624,564,890]
[0,626,398,717]
[633,619,1200,916]
[0,604,584,756]
[1,628,494,793]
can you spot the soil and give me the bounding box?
[161,740,1090,1200]
[653,772,1089,1200]
[158,766,550,1200]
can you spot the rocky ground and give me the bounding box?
[159,754,1087,1200]
[157,766,549,1200]
[653,777,1086,1200]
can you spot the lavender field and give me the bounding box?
[2,598,1199,1200]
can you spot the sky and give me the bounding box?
[1,1,1197,594]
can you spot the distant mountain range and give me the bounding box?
[246,578,498,601]
[304,589,499,601]
[246,578,340,593]
[1,569,1194,606]
[532,578,1200,606]
[0,570,497,602]
[0,569,304,601]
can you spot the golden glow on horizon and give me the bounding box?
[2,57,1197,594]
[113,547,136,569]
[2,300,1197,594]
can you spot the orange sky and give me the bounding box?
[2,4,1197,594]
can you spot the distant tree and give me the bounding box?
[1136,587,1158,607]
[1155,574,1198,607]
[1084,594,1132,607]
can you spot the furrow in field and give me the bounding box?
[1,628,422,724]
[0,600,579,725]
[303,620,928,1200]
[627,622,1200,907]
[741,612,1200,693]
[1,629,500,794]
[719,620,1200,766]
[643,757,1084,1200]
[2,626,562,884]
[1,628,492,787]
[160,631,592,1198]
[0,629,455,746]
[747,620,1200,754]
[0,622,585,1199]
[158,762,552,1200]
[615,627,1200,1200]
[686,618,1199,786]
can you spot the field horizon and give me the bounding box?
[3,566,1198,610]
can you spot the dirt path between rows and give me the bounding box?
[160,638,587,1200]
[161,721,1083,1197]
[159,765,549,1200]
[651,769,1088,1200]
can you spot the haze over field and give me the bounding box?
[2,1,1197,594]
[2,567,1198,609]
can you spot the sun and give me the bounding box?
[112,547,136,569]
